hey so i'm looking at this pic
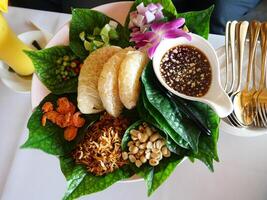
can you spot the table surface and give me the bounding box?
[1,6,267,200]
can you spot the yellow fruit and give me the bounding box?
[0,0,8,12]
[118,50,149,109]
[78,46,121,114]
[98,47,134,117]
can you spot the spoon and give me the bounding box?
[229,21,249,125]
[235,21,261,125]
[153,33,233,118]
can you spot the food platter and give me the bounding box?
[31,2,266,138]
[24,0,224,199]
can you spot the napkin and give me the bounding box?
[29,12,71,43]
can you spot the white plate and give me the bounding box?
[0,30,49,93]
[216,43,267,137]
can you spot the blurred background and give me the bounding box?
[8,0,267,34]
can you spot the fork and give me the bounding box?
[240,21,261,125]
[257,22,267,127]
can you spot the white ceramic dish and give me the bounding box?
[216,42,267,137]
[0,30,48,93]
[153,33,233,118]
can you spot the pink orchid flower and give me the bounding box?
[130,18,191,58]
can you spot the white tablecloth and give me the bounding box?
[1,6,267,200]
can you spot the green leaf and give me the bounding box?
[132,155,184,196]
[141,63,200,152]
[70,9,130,59]
[176,5,214,39]
[25,46,78,94]
[60,156,134,200]
[21,93,99,156]
[188,102,220,171]
[147,155,184,196]
[121,120,143,151]
[141,88,189,150]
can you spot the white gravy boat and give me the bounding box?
[153,33,233,118]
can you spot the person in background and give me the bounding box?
[9,0,267,35]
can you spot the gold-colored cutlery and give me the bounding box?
[224,20,267,128]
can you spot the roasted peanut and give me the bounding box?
[152,148,160,154]
[151,152,162,159]
[135,140,141,146]
[145,126,153,137]
[122,152,128,160]
[149,159,159,166]
[135,160,142,168]
[127,141,134,147]
[146,141,153,149]
[137,149,145,157]
[129,145,139,154]
[130,129,139,137]
[145,152,151,159]
[138,132,149,143]
[155,139,165,149]
[150,133,161,142]
[140,156,147,163]
[131,135,138,141]
[139,143,146,149]
[162,146,171,157]
[129,155,136,163]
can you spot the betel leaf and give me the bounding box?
[70,9,130,59]
[121,120,143,151]
[141,63,200,152]
[133,155,184,196]
[25,46,78,94]
[21,93,99,156]
[60,156,134,200]
[189,101,220,171]
[176,5,214,39]
[141,88,189,150]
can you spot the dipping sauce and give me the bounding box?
[160,45,212,97]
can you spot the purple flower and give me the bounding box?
[130,18,191,58]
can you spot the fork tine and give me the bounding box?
[258,103,267,127]
[262,103,267,127]
[254,105,261,127]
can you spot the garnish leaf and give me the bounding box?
[70,9,130,59]
[25,46,78,94]
[21,93,99,156]
[141,63,200,152]
[176,5,214,39]
[140,88,190,150]
[60,156,134,200]
[133,155,184,196]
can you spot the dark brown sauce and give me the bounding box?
[160,45,212,97]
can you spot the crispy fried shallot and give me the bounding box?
[72,113,129,176]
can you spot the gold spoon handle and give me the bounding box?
[237,21,249,91]
[259,22,267,89]
[245,21,261,91]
